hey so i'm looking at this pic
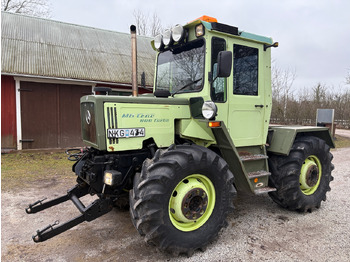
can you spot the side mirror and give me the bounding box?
[216,51,232,78]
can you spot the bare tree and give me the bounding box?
[133,9,163,37]
[272,80,350,129]
[1,0,51,18]
[346,69,350,85]
[313,83,327,107]
[271,64,297,122]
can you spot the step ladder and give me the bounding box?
[240,151,276,195]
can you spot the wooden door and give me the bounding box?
[20,81,91,149]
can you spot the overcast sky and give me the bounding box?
[51,0,350,93]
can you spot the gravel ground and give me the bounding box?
[2,146,350,262]
[336,128,350,138]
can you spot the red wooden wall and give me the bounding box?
[1,75,17,149]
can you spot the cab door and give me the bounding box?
[227,42,266,147]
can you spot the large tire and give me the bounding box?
[129,144,236,255]
[268,136,334,212]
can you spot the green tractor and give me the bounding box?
[26,16,334,256]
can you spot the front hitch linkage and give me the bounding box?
[26,184,113,242]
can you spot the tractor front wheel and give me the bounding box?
[129,144,236,255]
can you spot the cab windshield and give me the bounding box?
[155,39,205,94]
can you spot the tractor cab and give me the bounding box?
[152,16,278,147]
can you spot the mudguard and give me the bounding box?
[267,126,335,155]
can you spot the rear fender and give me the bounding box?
[267,126,335,156]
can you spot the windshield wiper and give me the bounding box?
[171,78,202,97]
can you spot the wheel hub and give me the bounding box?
[182,188,208,220]
[300,155,322,195]
[305,165,319,187]
[169,174,216,231]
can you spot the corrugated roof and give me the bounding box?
[1,12,156,86]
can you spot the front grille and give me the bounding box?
[106,105,118,144]
[81,102,97,145]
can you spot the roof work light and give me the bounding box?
[153,24,186,51]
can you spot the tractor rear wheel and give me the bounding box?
[268,136,334,212]
[129,144,236,255]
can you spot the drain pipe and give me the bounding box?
[130,25,138,97]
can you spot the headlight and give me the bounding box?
[104,170,122,186]
[172,24,185,42]
[154,34,163,50]
[195,24,205,37]
[163,29,172,46]
[202,101,218,120]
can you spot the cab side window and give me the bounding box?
[211,37,227,102]
[233,45,258,96]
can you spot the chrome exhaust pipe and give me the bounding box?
[130,25,138,97]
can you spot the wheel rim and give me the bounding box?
[300,155,322,195]
[169,174,215,232]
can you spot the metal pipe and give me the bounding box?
[130,25,138,97]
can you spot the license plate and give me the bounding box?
[107,128,145,138]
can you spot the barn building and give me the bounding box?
[1,12,155,151]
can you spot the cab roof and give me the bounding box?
[186,16,273,45]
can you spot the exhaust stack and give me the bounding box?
[130,25,138,97]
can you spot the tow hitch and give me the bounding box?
[26,184,113,242]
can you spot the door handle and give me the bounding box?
[255,104,264,108]
[20,139,34,142]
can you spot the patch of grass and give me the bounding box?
[2,134,349,191]
[334,135,350,148]
[1,151,75,191]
